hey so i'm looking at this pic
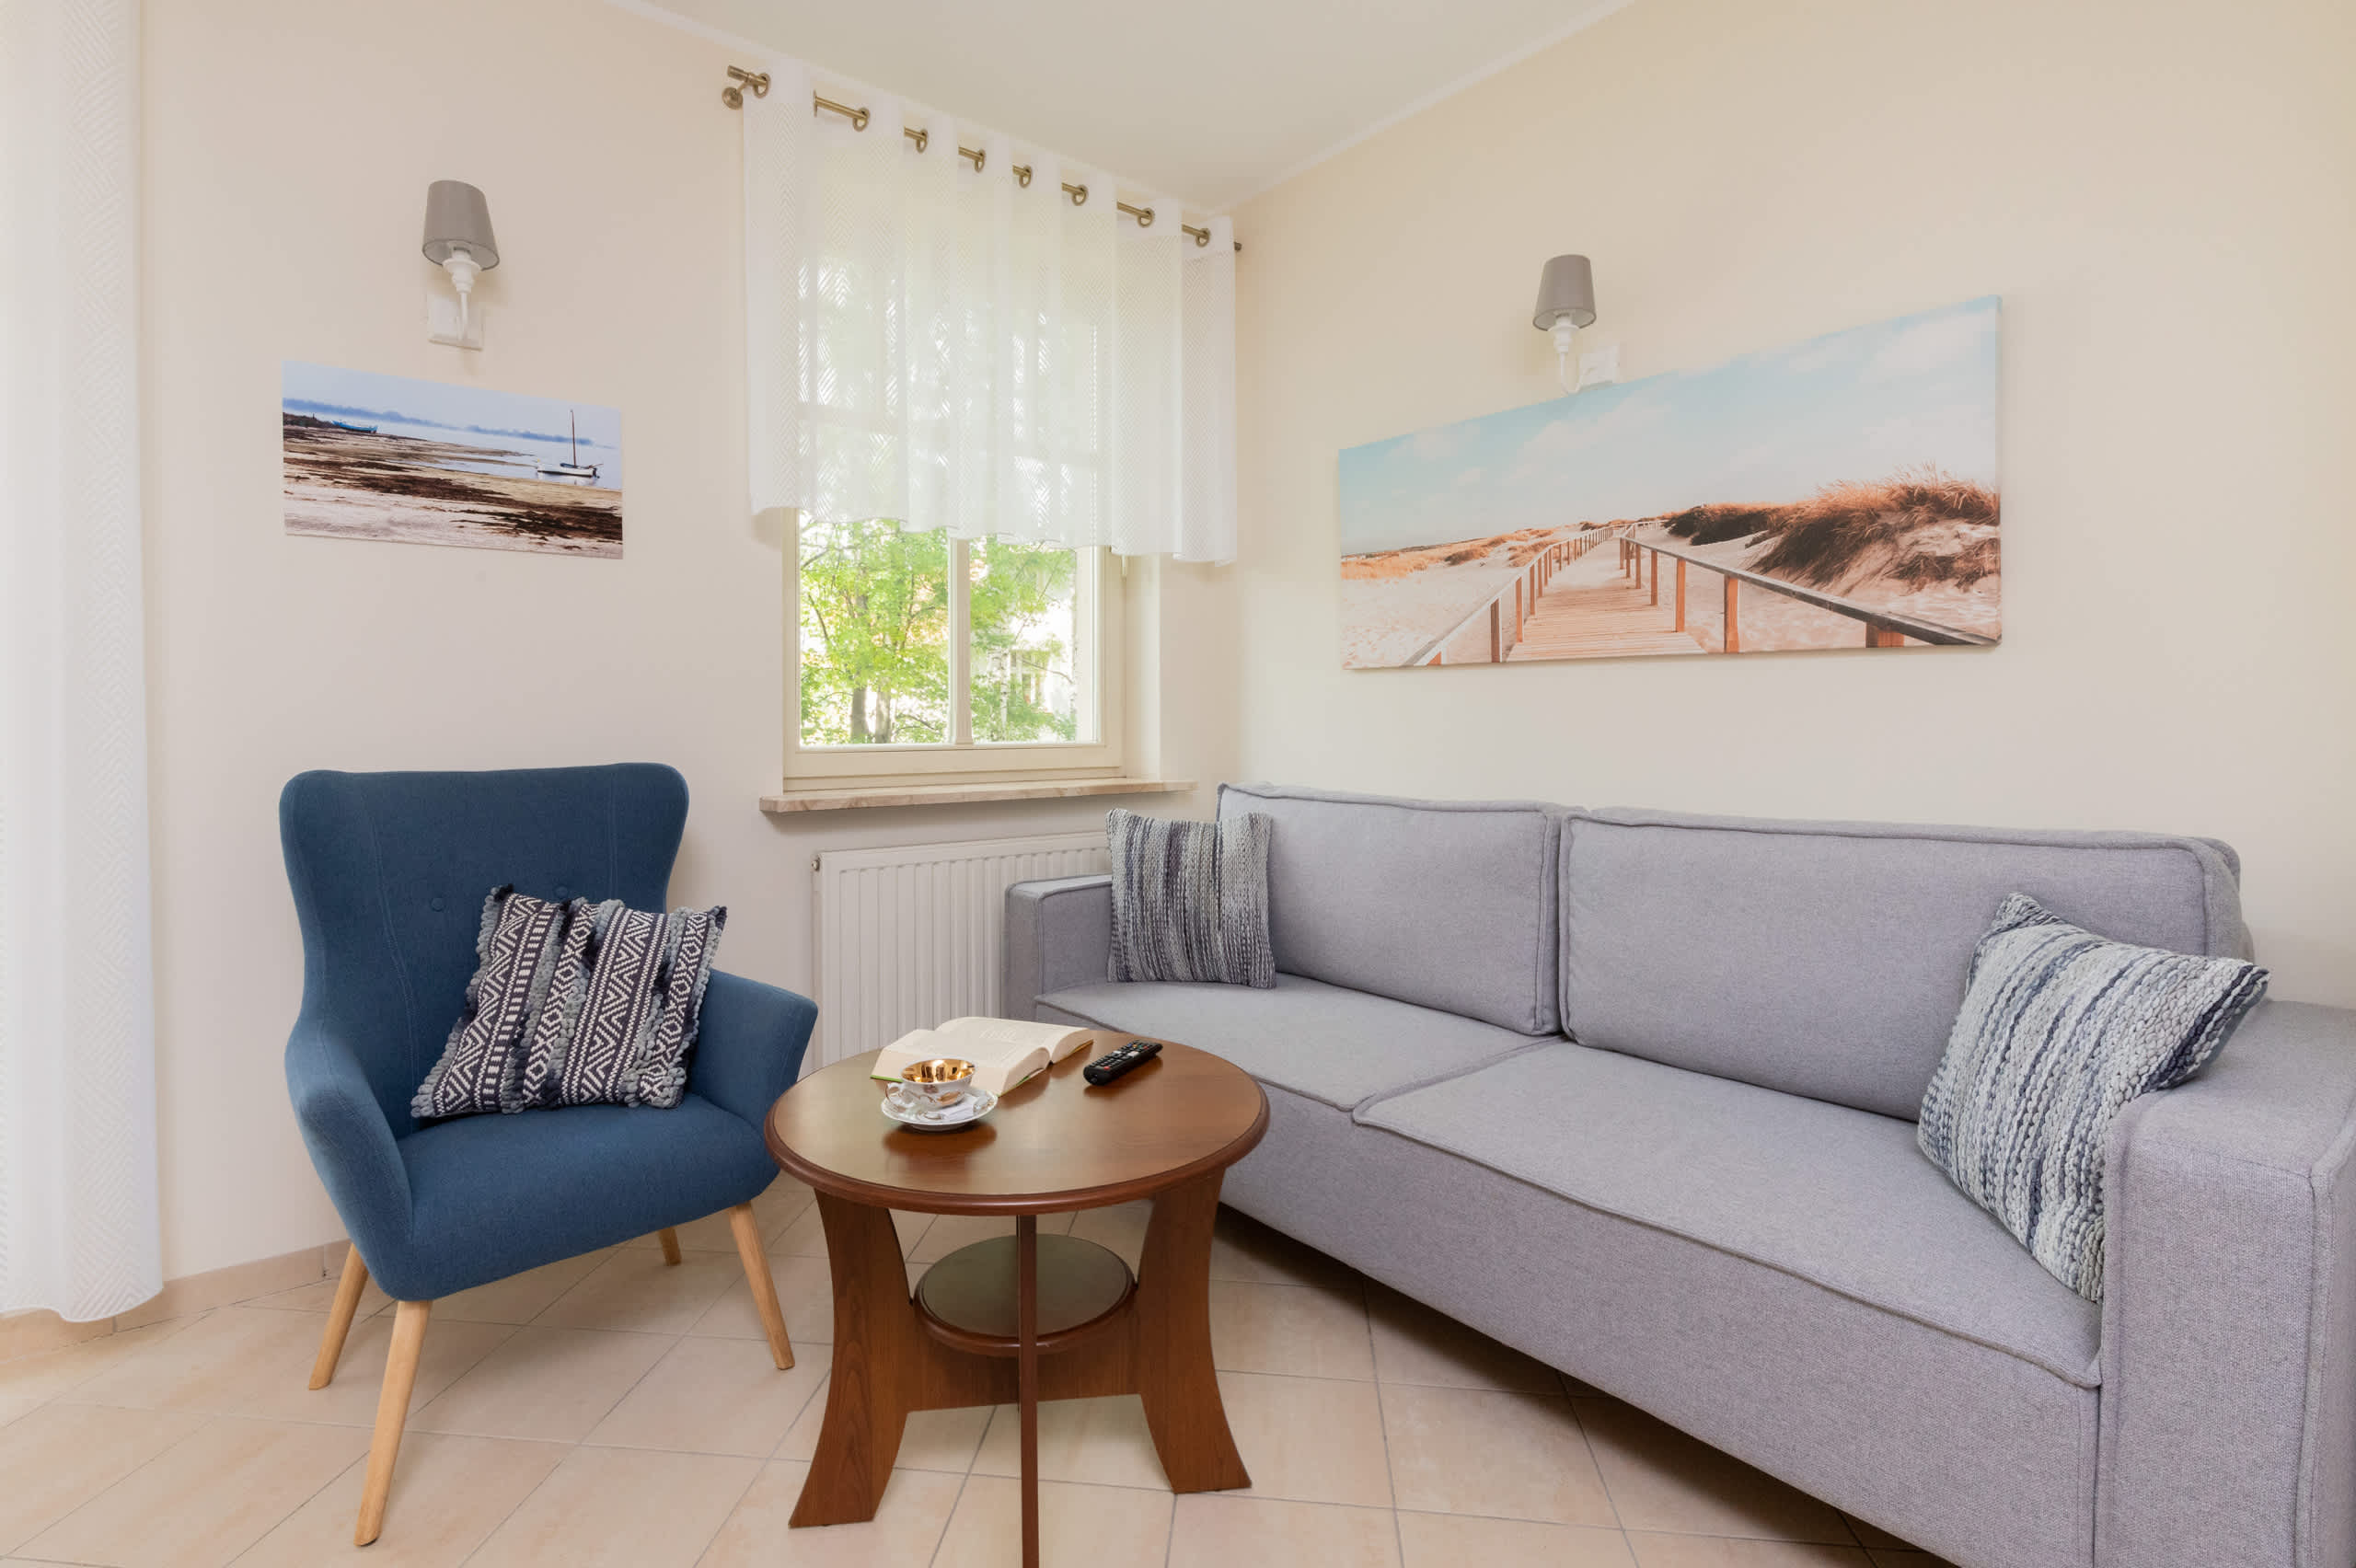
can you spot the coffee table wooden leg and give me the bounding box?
[1018,1214,1040,1568]
[1134,1172,1251,1493]
[791,1193,913,1528]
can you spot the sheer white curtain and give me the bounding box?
[0,0,162,1320]
[744,59,1237,562]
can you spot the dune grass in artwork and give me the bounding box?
[1338,298,2001,668]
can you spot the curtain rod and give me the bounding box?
[722,66,1240,252]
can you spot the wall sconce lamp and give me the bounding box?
[422,180,500,350]
[1533,254,1597,394]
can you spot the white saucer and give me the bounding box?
[882,1087,999,1133]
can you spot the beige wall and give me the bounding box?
[1231,0,2356,1000]
[141,0,1235,1281]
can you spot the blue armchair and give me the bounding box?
[280,764,814,1545]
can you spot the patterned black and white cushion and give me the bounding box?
[519,898,727,1110]
[411,886,571,1119]
[1918,893,2268,1301]
[1105,808,1276,988]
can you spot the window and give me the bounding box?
[789,516,1120,782]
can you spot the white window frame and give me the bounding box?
[784,539,1124,787]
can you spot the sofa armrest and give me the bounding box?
[284,1016,412,1268]
[2097,999,2356,1568]
[689,969,817,1130]
[1004,874,1113,1020]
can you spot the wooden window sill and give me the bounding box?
[759,778,1195,814]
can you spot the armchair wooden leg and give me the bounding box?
[727,1202,793,1370]
[657,1228,683,1266]
[355,1298,432,1547]
[309,1245,372,1390]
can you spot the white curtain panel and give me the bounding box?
[745,60,1238,562]
[0,0,162,1320]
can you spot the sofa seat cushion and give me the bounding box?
[1360,1043,2101,1387]
[1037,974,1550,1113]
[388,1091,775,1300]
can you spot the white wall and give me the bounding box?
[1230,0,2356,1000]
[141,0,1235,1281]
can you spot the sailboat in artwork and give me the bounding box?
[537,410,602,481]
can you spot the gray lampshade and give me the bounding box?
[422,180,499,269]
[1532,254,1595,330]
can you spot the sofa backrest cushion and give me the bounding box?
[1218,782,1561,1034]
[1559,807,2250,1119]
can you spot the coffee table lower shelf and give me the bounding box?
[914,1234,1137,1356]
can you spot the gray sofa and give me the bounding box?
[1002,782,2356,1568]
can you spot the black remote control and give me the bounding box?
[1083,1039,1161,1086]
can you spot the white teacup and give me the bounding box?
[890,1056,976,1114]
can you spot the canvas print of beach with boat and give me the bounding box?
[283,362,623,558]
[1338,297,2000,667]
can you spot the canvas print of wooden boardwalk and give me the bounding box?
[282,362,623,558]
[1338,298,2000,667]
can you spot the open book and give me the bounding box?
[872,1017,1098,1098]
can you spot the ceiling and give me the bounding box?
[643,0,1633,211]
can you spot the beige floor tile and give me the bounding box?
[1169,1494,1400,1568]
[1381,1383,1615,1526]
[0,1403,207,1553]
[1067,1201,1152,1271]
[1579,1402,1851,1543]
[1218,1370,1392,1507]
[1369,1286,1560,1391]
[410,1325,674,1442]
[0,1395,38,1428]
[698,1459,962,1567]
[691,1251,836,1346]
[1399,1510,1638,1567]
[533,1250,742,1335]
[624,1207,751,1255]
[431,1251,613,1325]
[751,1174,817,1244]
[974,1392,1168,1490]
[245,1267,392,1320]
[586,1335,826,1457]
[467,1445,760,1568]
[906,1211,1076,1264]
[0,1317,203,1403]
[64,1307,505,1426]
[1627,1536,1871,1568]
[25,1413,370,1568]
[1210,1279,1373,1379]
[1208,1209,1358,1288]
[780,1375,993,1473]
[932,1475,1173,1568]
[233,1431,567,1567]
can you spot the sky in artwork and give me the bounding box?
[1338,297,1997,556]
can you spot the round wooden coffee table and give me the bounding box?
[766,1032,1268,1567]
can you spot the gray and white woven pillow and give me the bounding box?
[1105,808,1276,988]
[519,898,726,1110]
[411,887,571,1119]
[1918,893,2268,1301]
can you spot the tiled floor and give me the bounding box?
[0,1177,1958,1567]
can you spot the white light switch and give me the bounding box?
[1577,343,1621,389]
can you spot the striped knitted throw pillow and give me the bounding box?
[520,898,727,1110]
[1106,808,1276,988]
[411,886,570,1119]
[1918,893,2268,1301]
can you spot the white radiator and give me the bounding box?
[809,832,1109,1071]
